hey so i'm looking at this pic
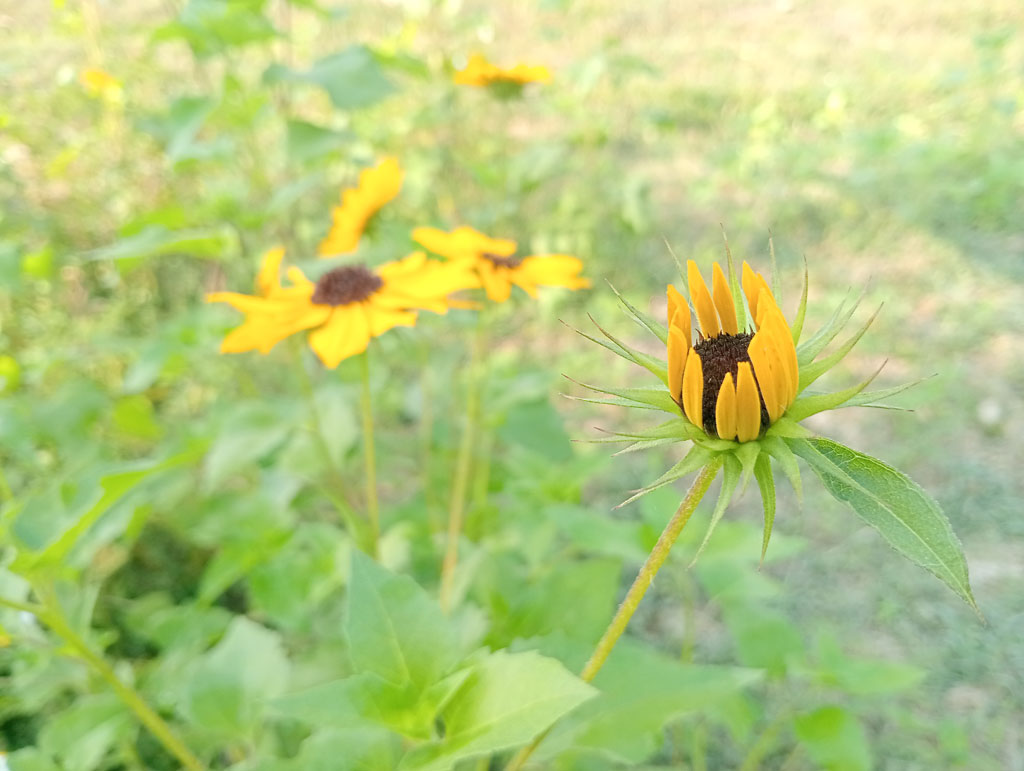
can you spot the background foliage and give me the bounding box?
[1,1,1023,769]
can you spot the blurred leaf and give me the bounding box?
[84,224,235,262]
[290,726,401,771]
[547,504,647,562]
[37,693,133,771]
[7,749,62,771]
[136,95,230,164]
[21,246,54,279]
[112,394,163,440]
[345,550,460,690]
[264,46,397,110]
[793,706,872,771]
[788,437,977,611]
[813,634,925,695]
[548,639,762,763]
[286,120,352,163]
[203,401,297,488]
[182,616,291,739]
[153,0,278,57]
[722,605,803,676]
[498,400,573,461]
[400,650,596,771]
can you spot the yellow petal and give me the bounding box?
[478,261,512,302]
[666,284,692,342]
[256,247,286,296]
[668,325,688,405]
[308,306,371,369]
[687,260,721,338]
[715,372,738,441]
[515,255,589,291]
[711,263,738,335]
[743,262,775,325]
[318,158,402,257]
[412,225,516,260]
[748,334,782,423]
[367,306,417,336]
[681,347,704,429]
[735,362,761,442]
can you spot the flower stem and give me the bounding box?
[439,314,488,613]
[33,585,205,771]
[504,458,723,771]
[359,349,380,557]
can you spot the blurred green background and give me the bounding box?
[1,1,1022,769]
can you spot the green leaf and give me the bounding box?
[791,256,809,343]
[152,0,278,57]
[690,454,741,566]
[38,693,133,771]
[616,444,714,509]
[837,376,932,409]
[286,120,352,163]
[345,550,460,690]
[798,305,881,393]
[567,320,668,384]
[762,436,802,503]
[796,288,863,365]
[722,605,804,676]
[607,283,668,345]
[753,452,776,564]
[399,651,596,771]
[788,437,977,611]
[265,46,396,110]
[814,634,924,695]
[794,706,872,771]
[182,616,291,739]
[551,639,762,763]
[85,224,236,262]
[112,394,163,440]
[565,378,678,415]
[203,401,297,488]
[290,726,401,771]
[784,364,883,423]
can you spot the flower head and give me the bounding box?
[412,225,589,303]
[208,250,478,368]
[79,67,121,100]
[319,158,403,257]
[454,53,552,89]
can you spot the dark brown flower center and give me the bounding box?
[693,332,768,436]
[311,265,383,306]
[482,252,523,269]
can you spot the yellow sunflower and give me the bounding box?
[411,225,589,302]
[453,53,552,87]
[79,66,121,98]
[318,158,403,257]
[669,260,798,442]
[207,250,479,368]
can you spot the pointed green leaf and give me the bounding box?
[735,441,761,494]
[399,651,596,771]
[753,453,776,564]
[565,378,679,415]
[788,437,976,611]
[690,454,742,566]
[764,416,814,439]
[345,551,460,690]
[608,283,669,345]
[613,438,678,455]
[588,314,669,384]
[791,256,809,344]
[762,436,802,503]
[785,364,884,423]
[598,419,698,442]
[794,706,872,771]
[768,234,782,302]
[721,228,748,331]
[798,305,881,393]
[616,444,715,508]
[797,288,864,365]
[838,376,932,409]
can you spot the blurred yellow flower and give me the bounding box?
[668,261,797,442]
[79,67,121,98]
[319,158,403,257]
[454,53,552,87]
[412,225,588,303]
[208,250,479,368]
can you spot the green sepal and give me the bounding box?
[762,435,803,503]
[587,314,669,384]
[721,228,748,332]
[565,394,666,412]
[787,437,978,613]
[785,363,884,423]
[567,320,669,385]
[692,435,738,453]
[790,256,809,344]
[613,438,679,455]
[616,444,715,509]
[594,419,698,442]
[797,287,864,365]
[753,452,776,565]
[565,377,679,415]
[838,376,932,409]
[768,233,782,302]
[689,453,742,567]
[608,282,669,345]
[798,305,881,393]
[764,416,814,439]
[735,440,761,494]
